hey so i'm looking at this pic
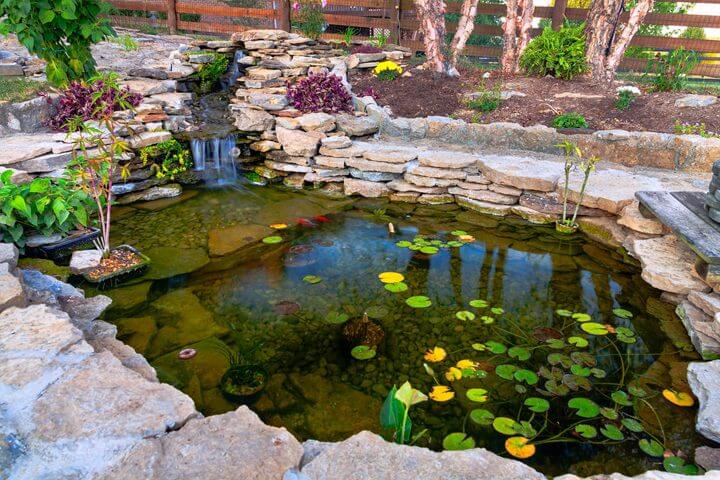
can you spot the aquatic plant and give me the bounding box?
[556,141,597,233]
[380,381,427,444]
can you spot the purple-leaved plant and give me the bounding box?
[286,73,353,114]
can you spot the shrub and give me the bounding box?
[140,139,193,180]
[373,61,403,81]
[292,0,326,40]
[45,73,142,132]
[615,85,640,110]
[351,44,383,55]
[467,83,502,113]
[553,112,588,129]
[286,73,353,114]
[520,24,587,80]
[193,53,230,93]
[0,0,114,86]
[645,47,700,92]
[0,172,96,248]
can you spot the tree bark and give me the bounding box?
[448,0,481,74]
[414,0,447,73]
[501,0,535,75]
[585,0,655,82]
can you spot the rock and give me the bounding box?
[675,94,717,108]
[247,68,282,81]
[577,217,626,249]
[519,192,609,217]
[143,246,209,279]
[148,92,193,114]
[554,92,604,99]
[409,165,466,180]
[247,93,289,111]
[232,29,289,42]
[695,446,720,471]
[88,331,158,382]
[276,117,300,130]
[24,233,63,248]
[69,249,103,274]
[511,206,556,224]
[478,154,562,192]
[105,407,302,480]
[128,67,169,80]
[456,196,513,216]
[676,301,720,358]
[314,156,346,169]
[448,187,518,205]
[321,135,352,149]
[116,184,182,205]
[349,169,399,182]
[208,224,273,257]
[617,201,664,234]
[250,140,280,152]
[2,134,57,166]
[335,114,379,137]
[0,63,23,76]
[419,151,477,169]
[302,430,545,480]
[127,131,173,149]
[0,273,26,312]
[297,112,336,132]
[688,290,720,317]
[0,243,19,269]
[418,194,454,204]
[232,106,275,132]
[489,183,522,196]
[276,127,324,157]
[387,180,445,194]
[20,269,83,305]
[346,158,406,174]
[362,146,417,164]
[13,151,73,173]
[631,235,711,295]
[319,145,365,158]
[188,53,215,64]
[344,178,390,197]
[688,360,720,443]
[59,294,112,326]
[264,160,312,173]
[404,172,456,188]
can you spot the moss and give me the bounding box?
[0,78,48,103]
[17,258,70,281]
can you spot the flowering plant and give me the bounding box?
[373,61,403,81]
[286,73,353,114]
[615,85,641,110]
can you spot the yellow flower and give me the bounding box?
[373,60,403,77]
[270,223,288,229]
[424,346,447,362]
[445,367,462,382]
[458,234,475,242]
[456,359,478,370]
[429,385,455,402]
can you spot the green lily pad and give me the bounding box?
[469,299,489,308]
[575,424,597,438]
[600,423,624,440]
[572,312,592,322]
[480,315,495,324]
[303,275,322,284]
[581,322,609,336]
[524,397,550,413]
[663,456,700,475]
[514,369,539,385]
[611,390,633,406]
[590,368,607,379]
[350,345,376,360]
[616,326,635,337]
[466,388,489,402]
[621,418,644,432]
[469,408,495,425]
[443,432,476,450]
[262,236,283,244]
[447,241,464,247]
[548,353,573,368]
[508,346,531,361]
[485,341,507,354]
[515,420,537,438]
[613,308,633,319]
[639,439,664,457]
[628,385,648,398]
[556,309,573,317]
[495,364,517,380]
[324,312,349,324]
[617,333,637,344]
[384,282,408,293]
[546,339,566,349]
[571,364,591,377]
[451,230,468,236]
[456,310,476,321]
[515,384,527,394]
[420,246,439,255]
[471,343,486,351]
[568,397,600,418]
[568,336,589,348]
[366,306,389,318]
[492,417,519,435]
[600,407,619,420]
[490,307,504,315]
[570,351,596,367]
[395,240,413,248]
[406,296,432,308]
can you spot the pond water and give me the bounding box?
[91,184,706,477]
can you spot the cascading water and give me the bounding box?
[220,50,246,91]
[190,134,239,185]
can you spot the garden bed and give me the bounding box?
[351,68,720,134]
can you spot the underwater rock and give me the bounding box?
[153,337,230,391]
[208,223,274,257]
[143,246,209,279]
[103,282,152,312]
[115,315,157,355]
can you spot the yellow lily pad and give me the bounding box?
[378,271,405,284]
[456,359,478,370]
[429,385,455,402]
[445,367,462,382]
[424,346,447,362]
[662,389,695,407]
[270,223,288,229]
[505,436,536,459]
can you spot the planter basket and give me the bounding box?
[555,221,579,234]
[82,244,150,290]
[219,365,268,404]
[26,228,101,262]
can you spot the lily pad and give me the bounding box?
[581,322,609,336]
[611,390,633,406]
[600,407,618,420]
[485,341,507,354]
[490,307,504,315]
[262,236,283,244]
[548,353,573,369]
[303,275,323,284]
[466,388,489,402]
[546,339,565,349]
[613,308,633,319]
[514,369,539,385]
[420,246,439,255]
[505,436,536,459]
[451,230,468,236]
[572,312,592,322]
[350,345,376,360]
[508,346,531,361]
[568,397,600,418]
[395,240,413,248]
[492,417,519,435]
[443,432,476,451]
[575,424,597,438]
[662,389,695,407]
[639,438,664,457]
[600,424,624,440]
[495,364,517,380]
[480,315,495,324]
[568,336,589,348]
[524,397,550,413]
[621,418,644,432]
[406,296,432,308]
[556,309,573,317]
[470,408,495,425]
[471,343,486,351]
[385,282,409,293]
[324,311,349,324]
[366,306,389,319]
[456,310,476,321]
[663,456,700,475]
[378,272,405,284]
[469,299,489,308]
[571,351,596,367]
[571,364,591,377]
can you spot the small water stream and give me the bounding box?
[190,134,239,185]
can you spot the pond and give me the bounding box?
[90,184,706,477]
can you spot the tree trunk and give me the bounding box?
[448,0,481,74]
[585,0,655,82]
[501,0,534,75]
[414,0,447,74]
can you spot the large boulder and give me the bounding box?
[688,360,720,443]
[336,114,379,137]
[231,105,275,132]
[276,126,324,157]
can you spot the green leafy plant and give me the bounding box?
[520,24,587,80]
[380,381,427,444]
[467,83,502,113]
[109,33,139,51]
[674,120,719,139]
[139,139,193,180]
[0,173,96,248]
[645,47,700,92]
[555,141,597,232]
[192,53,230,93]
[370,30,390,49]
[615,91,635,110]
[292,0,326,40]
[342,26,358,46]
[0,0,115,86]
[553,112,588,129]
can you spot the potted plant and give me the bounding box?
[555,141,598,234]
[217,342,268,404]
[66,73,150,288]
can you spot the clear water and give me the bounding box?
[93,185,706,477]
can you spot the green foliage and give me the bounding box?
[520,24,587,80]
[292,1,325,40]
[193,54,230,93]
[380,382,427,444]
[0,172,96,248]
[553,112,588,129]
[615,90,636,111]
[645,47,700,92]
[109,33,139,52]
[674,120,719,139]
[342,26,357,46]
[139,139,193,180]
[555,141,597,229]
[370,31,390,49]
[0,0,115,86]
[0,78,48,103]
[467,83,502,113]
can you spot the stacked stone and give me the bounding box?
[0,243,24,313]
[707,159,720,223]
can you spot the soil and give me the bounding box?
[85,247,145,281]
[350,67,720,134]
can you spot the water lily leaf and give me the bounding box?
[568,397,600,418]
[469,299,489,308]
[621,418,644,432]
[508,346,531,361]
[628,385,648,398]
[420,246,439,254]
[590,368,606,379]
[505,437,536,459]
[447,240,464,247]
[485,341,507,354]
[516,421,537,438]
[572,312,592,322]
[324,312,349,324]
[451,230,468,236]
[493,417,520,435]
[571,364,591,377]
[495,364,517,380]
[515,384,527,394]
[429,385,455,402]
[514,369,539,385]
[570,352,596,367]
[524,397,550,413]
[539,366,563,381]
[351,345,376,360]
[380,385,410,442]
[480,315,495,324]
[379,272,405,284]
[445,367,462,382]
[613,308,633,319]
[303,275,322,284]
[548,353,573,369]
[663,456,700,475]
[611,390,633,406]
[470,408,495,425]
[366,306,389,318]
[491,307,504,315]
[568,336,589,348]
[443,432,475,450]
[581,322,609,336]
[471,343,486,351]
[262,235,283,244]
[662,389,695,407]
[556,309,573,317]
[600,407,619,420]
[384,282,408,293]
[600,423,624,440]
[545,379,570,396]
[616,326,635,337]
[546,339,566,349]
[562,374,592,391]
[395,381,428,408]
[456,310,476,321]
[616,333,637,344]
[424,346,447,362]
[467,388,489,402]
[575,424,597,439]
[406,296,432,308]
[639,438,664,457]
[395,240,413,248]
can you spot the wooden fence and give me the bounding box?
[107,0,720,77]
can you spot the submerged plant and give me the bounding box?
[555,141,597,233]
[380,381,427,444]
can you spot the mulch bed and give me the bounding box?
[350,67,720,134]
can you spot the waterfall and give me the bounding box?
[220,50,245,91]
[190,134,238,185]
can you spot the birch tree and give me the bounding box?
[501,0,535,75]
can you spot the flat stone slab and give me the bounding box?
[477,154,563,192]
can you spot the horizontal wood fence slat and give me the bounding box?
[107,0,720,77]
